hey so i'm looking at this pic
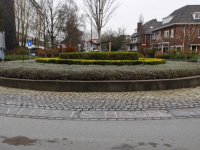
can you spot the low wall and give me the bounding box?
[0,76,200,92]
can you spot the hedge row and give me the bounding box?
[0,55,39,61]
[157,54,195,59]
[35,58,166,65]
[1,66,200,80]
[59,52,139,60]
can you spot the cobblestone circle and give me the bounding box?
[0,86,200,111]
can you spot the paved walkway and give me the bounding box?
[0,86,199,111]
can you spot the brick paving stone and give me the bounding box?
[0,86,200,112]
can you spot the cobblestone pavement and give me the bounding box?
[0,86,200,111]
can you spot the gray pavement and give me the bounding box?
[0,86,200,111]
[0,86,200,149]
[0,116,200,150]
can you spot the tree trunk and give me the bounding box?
[51,37,54,58]
[98,29,101,52]
[185,48,188,60]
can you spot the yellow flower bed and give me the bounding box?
[36,58,166,65]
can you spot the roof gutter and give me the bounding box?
[152,23,200,31]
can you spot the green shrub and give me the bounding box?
[175,54,193,59]
[148,48,158,58]
[59,52,139,60]
[157,54,194,60]
[0,55,39,61]
[0,61,200,80]
[35,58,166,66]
[157,54,171,59]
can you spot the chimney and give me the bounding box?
[137,22,142,33]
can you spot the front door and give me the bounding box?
[192,46,197,52]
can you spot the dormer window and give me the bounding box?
[163,16,174,24]
[193,13,200,19]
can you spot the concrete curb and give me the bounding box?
[0,76,200,92]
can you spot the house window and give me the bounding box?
[195,14,200,19]
[133,38,137,43]
[163,16,174,24]
[198,29,200,38]
[171,29,174,38]
[152,34,155,40]
[193,13,200,19]
[164,30,169,39]
[155,31,161,39]
[163,18,169,24]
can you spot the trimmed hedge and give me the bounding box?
[157,54,194,59]
[35,58,166,65]
[1,61,200,80]
[0,55,39,61]
[59,52,139,60]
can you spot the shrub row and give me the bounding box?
[35,58,166,66]
[0,67,200,80]
[59,52,139,60]
[157,54,194,59]
[0,55,39,61]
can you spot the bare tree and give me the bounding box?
[101,27,126,51]
[83,0,120,52]
[83,30,98,42]
[176,7,200,60]
[15,0,34,47]
[42,0,66,57]
[60,0,85,47]
[177,24,199,60]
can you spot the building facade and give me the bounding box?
[1,0,44,52]
[130,5,200,54]
[152,5,200,53]
[130,19,160,51]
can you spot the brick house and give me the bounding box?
[152,5,200,53]
[130,19,160,51]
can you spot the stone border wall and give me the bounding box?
[0,76,200,92]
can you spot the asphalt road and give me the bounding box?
[0,117,199,150]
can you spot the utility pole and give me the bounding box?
[91,18,93,52]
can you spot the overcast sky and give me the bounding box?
[74,0,200,36]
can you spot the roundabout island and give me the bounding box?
[0,52,199,92]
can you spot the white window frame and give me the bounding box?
[164,30,169,39]
[198,29,200,38]
[171,29,174,38]
[152,33,155,40]
[155,31,161,39]
[193,13,200,20]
